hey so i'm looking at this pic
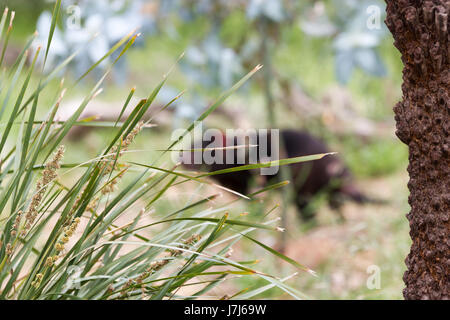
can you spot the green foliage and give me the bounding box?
[342,138,408,178]
[275,26,336,97]
[220,10,251,49]
[0,0,49,40]
[0,3,317,300]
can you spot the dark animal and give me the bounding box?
[181,129,374,221]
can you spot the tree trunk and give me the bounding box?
[385,0,449,299]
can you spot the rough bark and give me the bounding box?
[385,0,449,299]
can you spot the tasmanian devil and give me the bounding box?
[180,129,373,221]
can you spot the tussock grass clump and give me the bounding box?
[0,1,320,300]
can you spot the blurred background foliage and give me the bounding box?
[0,0,410,299]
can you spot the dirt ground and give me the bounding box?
[198,171,412,299]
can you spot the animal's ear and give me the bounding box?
[326,160,346,176]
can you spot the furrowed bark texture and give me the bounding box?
[385,0,449,299]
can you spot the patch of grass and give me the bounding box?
[340,137,408,178]
[0,0,49,41]
[0,3,319,300]
[275,26,336,98]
